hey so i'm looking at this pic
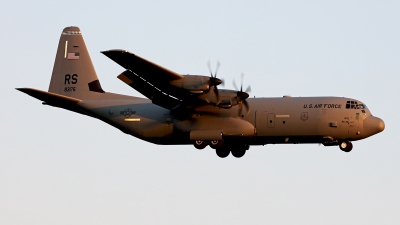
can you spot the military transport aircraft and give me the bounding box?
[17,26,385,158]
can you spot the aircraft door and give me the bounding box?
[256,111,275,135]
[268,113,275,128]
[255,111,267,135]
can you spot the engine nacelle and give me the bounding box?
[170,75,222,94]
[170,75,210,93]
[196,88,241,108]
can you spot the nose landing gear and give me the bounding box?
[339,141,353,152]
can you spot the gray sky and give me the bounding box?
[1,0,399,224]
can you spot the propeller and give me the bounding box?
[207,60,219,77]
[207,60,224,104]
[207,60,224,85]
[233,73,251,116]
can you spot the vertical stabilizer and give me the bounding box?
[48,26,104,99]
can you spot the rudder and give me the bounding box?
[48,26,104,99]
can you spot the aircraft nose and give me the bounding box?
[363,116,385,136]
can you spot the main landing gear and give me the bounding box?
[215,144,248,158]
[193,140,208,149]
[193,140,249,158]
[339,141,353,152]
[209,140,224,149]
[216,147,230,158]
[231,145,248,158]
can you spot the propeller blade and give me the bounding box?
[214,61,220,78]
[233,80,238,90]
[238,101,243,117]
[245,85,251,93]
[207,60,221,78]
[213,86,220,104]
[243,99,250,114]
[207,60,213,77]
[220,78,225,87]
[240,73,244,92]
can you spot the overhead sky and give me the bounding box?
[1,0,399,224]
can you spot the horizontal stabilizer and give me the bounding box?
[17,88,81,103]
[16,88,84,114]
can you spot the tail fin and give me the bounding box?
[48,26,104,99]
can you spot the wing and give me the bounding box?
[102,49,188,109]
[117,70,181,110]
[102,50,239,111]
[102,49,184,91]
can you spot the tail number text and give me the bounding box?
[64,74,78,92]
[65,74,78,84]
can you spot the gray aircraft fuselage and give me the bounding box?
[80,93,382,145]
[17,26,385,158]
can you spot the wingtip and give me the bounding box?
[101,49,133,54]
[16,87,36,94]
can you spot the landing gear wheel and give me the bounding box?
[216,148,230,158]
[231,148,246,158]
[209,140,224,149]
[339,141,353,152]
[194,140,207,150]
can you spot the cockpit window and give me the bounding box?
[346,101,368,109]
[345,101,368,109]
[346,101,358,109]
[357,104,366,109]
